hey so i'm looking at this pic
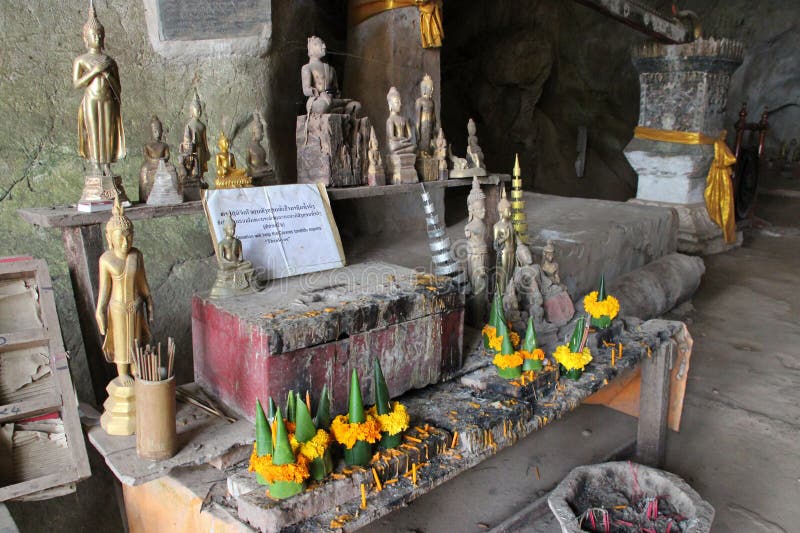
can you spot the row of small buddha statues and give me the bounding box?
[297,35,489,187]
[139,102,275,204]
[465,175,574,335]
[72,0,488,212]
[72,2,274,211]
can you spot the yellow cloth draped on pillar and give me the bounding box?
[633,126,737,244]
[349,0,443,48]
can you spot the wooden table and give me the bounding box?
[86,320,686,532]
[18,176,508,406]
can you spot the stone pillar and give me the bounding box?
[345,3,441,152]
[343,1,444,235]
[624,38,744,255]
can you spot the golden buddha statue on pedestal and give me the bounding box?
[95,195,154,435]
[72,1,129,208]
[215,132,252,189]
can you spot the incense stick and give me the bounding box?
[175,388,236,423]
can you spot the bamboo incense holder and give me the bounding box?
[135,376,177,461]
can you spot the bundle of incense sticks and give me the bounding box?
[133,337,176,382]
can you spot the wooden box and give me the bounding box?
[0,258,90,501]
[192,262,464,420]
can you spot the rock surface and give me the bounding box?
[442,0,800,198]
[0,0,344,404]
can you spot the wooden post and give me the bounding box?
[636,341,673,467]
[61,224,112,406]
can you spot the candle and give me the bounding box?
[372,467,382,492]
[360,483,367,509]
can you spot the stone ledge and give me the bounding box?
[253,319,686,532]
[234,426,449,531]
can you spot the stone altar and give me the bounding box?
[624,38,744,255]
[193,262,464,420]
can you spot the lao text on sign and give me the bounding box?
[203,185,345,281]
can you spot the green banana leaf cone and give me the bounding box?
[254,399,272,486]
[497,365,523,379]
[314,384,332,431]
[559,364,583,381]
[484,290,506,354]
[591,314,612,329]
[268,480,304,499]
[379,431,403,450]
[344,439,373,466]
[294,392,331,481]
[267,407,306,499]
[494,319,522,380]
[522,358,543,372]
[521,318,542,372]
[568,316,585,353]
[294,393,316,443]
[309,448,334,480]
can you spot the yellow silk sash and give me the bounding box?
[349,0,443,48]
[634,126,737,244]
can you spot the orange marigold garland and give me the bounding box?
[330,414,382,450]
[367,403,410,437]
[492,352,524,369]
[248,444,311,484]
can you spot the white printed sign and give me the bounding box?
[203,184,345,280]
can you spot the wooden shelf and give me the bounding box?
[17,175,509,229]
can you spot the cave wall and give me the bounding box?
[0,0,345,404]
[441,0,800,200]
[1,0,798,407]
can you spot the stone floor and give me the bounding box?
[6,194,799,532]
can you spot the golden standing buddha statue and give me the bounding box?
[95,195,154,435]
[493,186,515,297]
[72,2,129,207]
[215,132,252,189]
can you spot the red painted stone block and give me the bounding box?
[192,263,465,420]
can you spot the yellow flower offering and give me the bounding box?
[367,402,410,436]
[331,414,382,449]
[292,429,330,461]
[493,351,524,369]
[520,348,545,361]
[583,291,620,320]
[248,444,311,484]
[509,330,521,349]
[553,344,593,371]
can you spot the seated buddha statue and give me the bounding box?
[215,132,252,189]
[210,214,257,298]
[386,87,416,155]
